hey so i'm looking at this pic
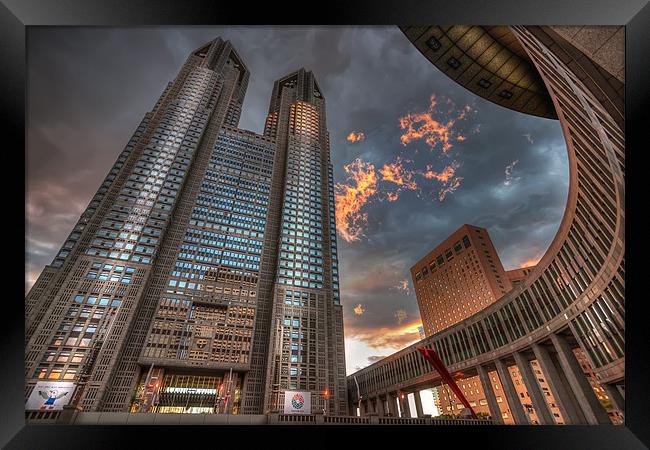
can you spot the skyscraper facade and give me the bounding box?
[25,37,346,419]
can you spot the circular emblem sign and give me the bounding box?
[291,393,305,409]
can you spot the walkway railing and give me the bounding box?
[39,410,492,425]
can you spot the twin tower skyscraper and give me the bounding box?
[25,38,347,416]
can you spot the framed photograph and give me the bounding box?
[5,0,648,448]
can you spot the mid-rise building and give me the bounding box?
[411,224,512,337]
[410,226,613,424]
[25,37,347,419]
[411,225,558,422]
[506,266,537,286]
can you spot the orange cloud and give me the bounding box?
[420,161,463,201]
[521,261,539,269]
[438,176,463,201]
[346,131,365,143]
[334,156,465,243]
[520,255,543,268]
[457,104,472,120]
[422,161,460,183]
[399,94,471,153]
[353,304,365,315]
[378,157,419,202]
[379,158,418,190]
[394,279,410,295]
[386,191,400,202]
[334,159,378,242]
[348,320,423,350]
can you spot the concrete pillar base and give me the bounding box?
[603,383,625,420]
[477,365,504,424]
[57,404,83,425]
[495,358,529,425]
[532,342,587,424]
[550,334,611,425]
[513,351,554,425]
[414,391,424,418]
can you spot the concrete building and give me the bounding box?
[506,266,536,286]
[411,226,565,423]
[348,26,624,426]
[411,224,512,337]
[25,37,347,421]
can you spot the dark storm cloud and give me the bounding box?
[25,27,568,371]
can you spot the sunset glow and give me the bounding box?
[348,320,423,350]
[399,94,471,153]
[379,158,418,190]
[346,130,366,143]
[334,159,378,242]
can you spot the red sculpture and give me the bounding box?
[417,347,478,419]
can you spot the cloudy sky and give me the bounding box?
[26,26,569,375]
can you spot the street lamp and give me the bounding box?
[323,388,330,416]
[353,376,362,416]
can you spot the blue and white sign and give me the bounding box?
[26,381,75,411]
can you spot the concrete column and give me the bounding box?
[399,394,411,418]
[532,343,586,424]
[360,400,367,417]
[224,372,239,414]
[414,391,424,418]
[376,396,385,416]
[603,383,625,419]
[495,358,529,424]
[550,334,611,424]
[387,394,398,417]
[513,351,554,425]
[367,397,376,415]
[57,404,82,424]
[477,365,503,424]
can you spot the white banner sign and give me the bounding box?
[26,381,75,411]
[283,390,311,414]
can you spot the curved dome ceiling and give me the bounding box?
[401,26,558,120]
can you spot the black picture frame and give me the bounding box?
[4,0,649,448]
